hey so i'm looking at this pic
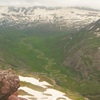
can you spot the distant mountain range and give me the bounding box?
[0,6,100,32]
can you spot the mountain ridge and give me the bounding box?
[0,6,100,32]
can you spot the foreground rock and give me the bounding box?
[9,95,27,100]
[8,91,27,100]
[0,69,26,100]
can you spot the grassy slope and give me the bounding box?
[0,26,100,100]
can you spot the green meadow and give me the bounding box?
[0,26,100,100]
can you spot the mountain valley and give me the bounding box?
[0,6,100,100]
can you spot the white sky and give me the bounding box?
[0,0,100,9]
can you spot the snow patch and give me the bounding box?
[19,86,71,100]
[0,7,100,29]
[94,32,100,37]
[19,76,72,100]
[88,25,94,30]
[96,28,100,31]
[19,76,52,88]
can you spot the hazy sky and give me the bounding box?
[0,0,100,9]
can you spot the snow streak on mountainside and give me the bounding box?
[0,6,100,31]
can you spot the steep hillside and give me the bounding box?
[63,19,100,79]
[63,19,100,100]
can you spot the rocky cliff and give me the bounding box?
[63,19,100,79]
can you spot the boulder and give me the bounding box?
[0,69,20,100]
[8,95,27,100]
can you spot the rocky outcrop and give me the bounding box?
[9,95,27,100]
[0,69,27,100]
[8,91,27,100]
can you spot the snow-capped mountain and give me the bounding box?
[0,6,100,31]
